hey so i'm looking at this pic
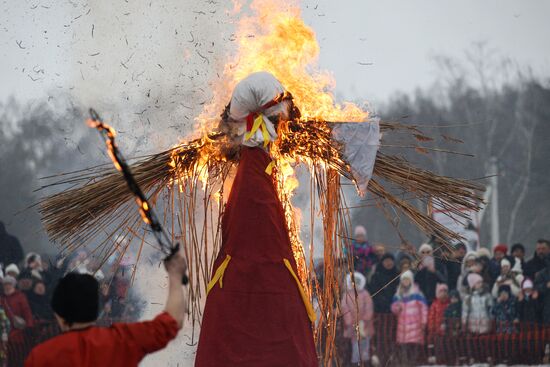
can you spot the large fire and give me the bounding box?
[173,0,369,284]
[200,0,367,125]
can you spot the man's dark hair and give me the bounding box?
[51,273,99,325]
[537,239,550,247]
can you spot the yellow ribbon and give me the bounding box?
[283,258,317,323]
[244,115,271,147]
[264,160,276,175]
[206,254,232,295]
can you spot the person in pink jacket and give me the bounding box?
[391,270,428,364]
[341,271,374,365]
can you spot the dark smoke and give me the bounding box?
[0,96,97,255]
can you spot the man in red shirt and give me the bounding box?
[25,250,187,367]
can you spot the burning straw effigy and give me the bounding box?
[37,1,484,363]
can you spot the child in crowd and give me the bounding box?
[444,290,462,336]
[341,272,374,366]
[462,273,493,334]
[517,279,541,326]
[457,252,479,298]
[391,270,428,364]
[492,284,518,333]
[397,254,413,274]
[427,283,450,337]
[492,258,522,298]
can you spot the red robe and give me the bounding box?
[195,147,317,366]
[25,312,178,367]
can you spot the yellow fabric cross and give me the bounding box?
[206,254,232,295]
[283,258,317,323]
[244,114,271,147]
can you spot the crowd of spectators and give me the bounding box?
[0,222,142,367]
[337,224,550,366]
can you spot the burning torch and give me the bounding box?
[87,108,188,284]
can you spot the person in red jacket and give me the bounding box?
[24,250,187,367]
[1,275,34,367]
[427,283,450,337]
[427,283,450,364]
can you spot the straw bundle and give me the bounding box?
[38,117,483,360]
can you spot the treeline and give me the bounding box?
[354,61,550,254]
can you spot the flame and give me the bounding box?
[198,0,367,129]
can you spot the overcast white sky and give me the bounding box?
[1,0,549,107]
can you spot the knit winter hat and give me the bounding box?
[25,252,42,267]
[5,264,19,276]
[476,247,491,259]
[2,275,16,286]
[51,273,99,324]
[346,271,367,291]
[493,244,508,255]
[436,283,449,298]
[418,243,432,255]
[400,270,414,282]
[354,225,367,238]
[500,258,511,269]
[522,278,534,290]
[467,273,483,288]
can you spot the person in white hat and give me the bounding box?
[341,272,374,365]
[5,263,19,278]
[391,270,428,364]
[492,258,521,298]
[517,278,541,325]
[462,273,493,334]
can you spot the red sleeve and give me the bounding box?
[112,312,179,356]
[24,350,35,367]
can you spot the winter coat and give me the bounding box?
[456,253,479,298]
[444,301,462,336]
[368,265,399,313]
[0,290,34,343]
[341,290,374,340]
[492,297,517,333]
[525,254,547,280]
[415,267,446,305]
[534,266,550,324]
[427,298,450,336]
[344,240,377,275]
[445,258,462,291]
[462,288,493,334]
[391,285,428,345]
[517,295,542,324]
